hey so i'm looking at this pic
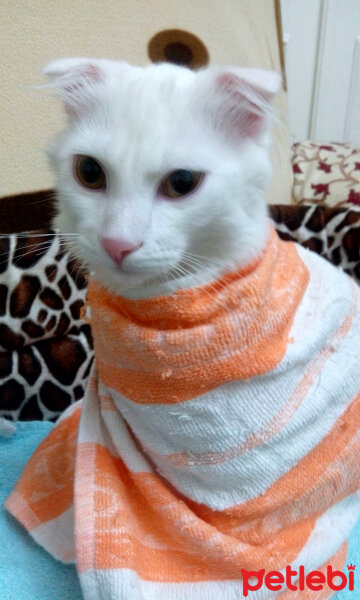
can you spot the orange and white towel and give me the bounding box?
[6,226,360,600]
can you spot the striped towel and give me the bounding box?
[6,226,360,600]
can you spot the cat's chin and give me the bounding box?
[90,262,230,300]
[89,235,271,299]
[91,266,153,296]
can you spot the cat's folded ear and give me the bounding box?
[196,67,281,143]
[43,58,105,118]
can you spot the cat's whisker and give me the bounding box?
[179,255,223,280]
[0,235,79,265]
[67,258,89,288]
[19,198,55,206]
[197,284,235,316]
[179,262,236,315]
[65,246,88,269]
[162,259,234,315]
[0,233,86,274]
[45,265,60,282]
[12,243,54,260]
[0,231,78,237]
[180,255,220,276]
[0,256,13,267]
[0,239,56,266]
[181,250,226,268]
[181,254,235,287]
[58,233,81,238]
[180,254,238,294]
[60,240,80,254]
[0,232,52,238]
[158,270,168,285]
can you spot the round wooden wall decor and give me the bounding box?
[148,29,209,70]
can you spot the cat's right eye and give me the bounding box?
[73,155,106,191]
[160,170,203,199]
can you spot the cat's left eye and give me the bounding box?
[160,170,203,199]
[74,155,106,191]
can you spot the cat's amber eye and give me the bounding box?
[161,170,203,199]
[74,155,106,190]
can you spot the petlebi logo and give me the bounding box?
[240,563,356,596]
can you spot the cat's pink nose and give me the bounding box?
[101,237,142,265]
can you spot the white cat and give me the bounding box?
[6,59,360,600]
[46,58,279,298]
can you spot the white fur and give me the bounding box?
[46,59,280,299]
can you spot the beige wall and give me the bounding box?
[0,0,291,202]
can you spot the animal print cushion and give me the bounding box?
[1,203,360,421]
[292,141,360,207]
[0,232,93,421]
[269,203,360,283]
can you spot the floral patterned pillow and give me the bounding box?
[292,141,360,207]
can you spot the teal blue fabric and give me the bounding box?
[335,516,360,598]
[0,419,359,599]
[0,420,82,600]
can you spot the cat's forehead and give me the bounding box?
[104,63,196,128]
[114,62,196,89]
[50,58,279,161]
[72,64,202,170]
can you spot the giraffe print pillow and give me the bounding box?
[0,231,93,421]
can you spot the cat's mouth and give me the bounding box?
[96,257,190,294]
[107,251,219,288]
[102,257,166,286]
[82,239,221,296]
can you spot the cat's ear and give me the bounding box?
[43,58,104,118]
[197,67,281,142]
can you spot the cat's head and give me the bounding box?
[45,58,280,298]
